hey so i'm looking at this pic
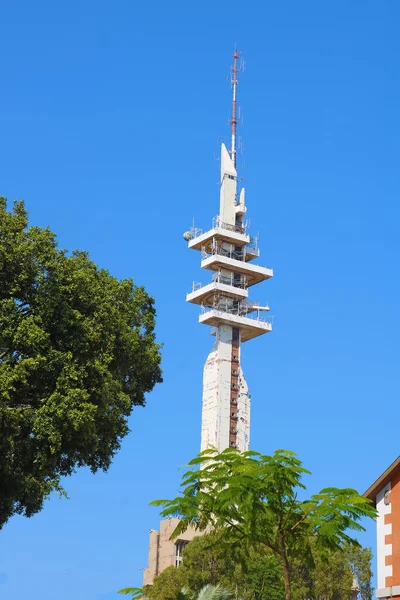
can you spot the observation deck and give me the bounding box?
[185,206,273,340]
[187,278,248,307]
[199,303,272,342]
[201,252,273,287]
[188,217,250,252]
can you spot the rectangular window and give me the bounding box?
[175,541,188,567]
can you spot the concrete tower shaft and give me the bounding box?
[185,51,273,454]
[186,135,273,452]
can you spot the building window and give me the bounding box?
[175,541,188,567]
[384,489,390,505]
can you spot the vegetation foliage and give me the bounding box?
[119,533,373,600]
[119,584,233,600]
[151,448,376,600]
[0,198,162,528]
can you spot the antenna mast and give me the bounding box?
[230,49,240,169]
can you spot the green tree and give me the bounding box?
[183,584,233,600]
[119,534,283,600]
[290,542,354,600]
[145,566,188,600]
[118,566,187,600]
[0,198,162,528]
[119,583,233,600]
[181,533,284,600]
[119,535,372,600]
[151,448,376,600]
[147,567,188,600]
[347,545,374,600]
[181,533,248,593]
[188,536,372,600]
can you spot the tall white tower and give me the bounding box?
[185,51,273,453]
[143,53,274,586]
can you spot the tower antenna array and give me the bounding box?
[230,49,241,169]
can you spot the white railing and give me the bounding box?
[191,281,203,292]
[212,215,247,235]
[200,302,273,325]
[202,244,246,262]
[188,217,248,241]
[245,241,260,257]
[201,242,264,264]
[187,226,203,240]
[190,274,247,295]
[212,272,247,288]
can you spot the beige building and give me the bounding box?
[143,518,198,586]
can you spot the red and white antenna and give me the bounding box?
[230,49,243,170]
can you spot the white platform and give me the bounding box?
[188,227,250,251]
[187,282,248,306]
[199,309,272,342]
[202,254,273,286]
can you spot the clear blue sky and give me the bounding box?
[1,1,399,598]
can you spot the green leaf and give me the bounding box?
[0,197,163,528]
[118,587,145,598]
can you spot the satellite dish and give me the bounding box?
[183,230,194,241]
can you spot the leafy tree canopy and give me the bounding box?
[120,533,373,600]
[151,448,376,600]
[119,583,233,600]
[0,198,162,527]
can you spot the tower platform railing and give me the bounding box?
[191,273,247,294]
[200,300,272,324]
[212,215,247,235]
[188,216,249,242]
[212,273,247,288]
[201,243,261,262]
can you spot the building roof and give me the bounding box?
[364,456,400,501]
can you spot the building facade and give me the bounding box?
[364,457,400,600]
[143,519,198,586]
[143,51,273,586]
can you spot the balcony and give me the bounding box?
[199,301,273,342]
[186,274,248,307]
[202,243,260,262]
[201,252,273,287]
[187,216,250,251]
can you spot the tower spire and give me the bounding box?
[230,49,240,169]
[184,52,273,455]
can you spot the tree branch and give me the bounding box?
[290,512,308,532]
